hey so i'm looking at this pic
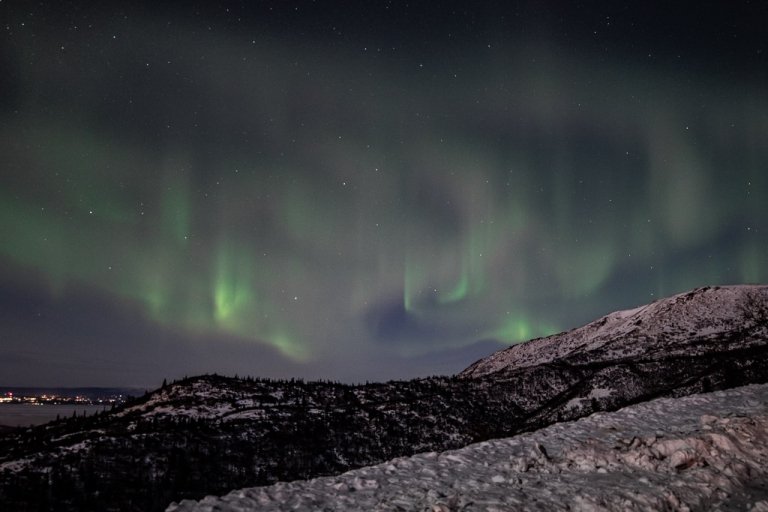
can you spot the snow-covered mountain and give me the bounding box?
[1,285,767,512]
[167,382,768,512]
[462,285,768,378]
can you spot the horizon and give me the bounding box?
[2,1,766,387]
[2,283,764,390]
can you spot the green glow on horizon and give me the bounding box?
[494,315,560,344]
[497,316,532,342]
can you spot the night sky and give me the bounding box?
[1,1,766,387]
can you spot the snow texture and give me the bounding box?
[461,285,768,378]
[167,383,768,512]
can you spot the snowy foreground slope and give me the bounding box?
[168,383,768,512]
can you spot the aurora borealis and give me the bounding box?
[1,2,766,386]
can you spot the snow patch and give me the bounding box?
[589,387,613,399]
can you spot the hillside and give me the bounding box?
[462,285,768,377]
[168,382,768,512]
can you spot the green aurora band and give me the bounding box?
[1,12,766,377]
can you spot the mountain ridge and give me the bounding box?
[461,285,768,378]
